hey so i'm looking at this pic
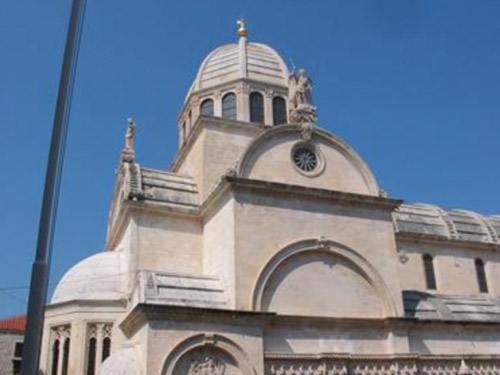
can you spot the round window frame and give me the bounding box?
[290,142,325,177]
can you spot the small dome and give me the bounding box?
[99,347,141,375]
[187,38,289,98]
[51,251,126,304]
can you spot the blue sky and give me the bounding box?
[1,1,499,318]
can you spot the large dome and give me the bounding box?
[51,251,127,304]
[187,40,290,98]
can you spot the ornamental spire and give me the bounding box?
[237,19,247,38]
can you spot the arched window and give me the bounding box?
[423,254,437,290]
[273,96,287,125]
[86,323,113,375]
[49,325,70,375]
[86,338,96,375]
[250,92,264,124]
[62,338,70,375]
[51,340,60,375]
[200,98,214,116]
[475,258,488,293]
[102,337,111,362]
[222,93,237,120]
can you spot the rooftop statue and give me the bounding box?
[288,68,317,128]
[289,68,313,108]
[125,117,136,151]
[121,117,136,162]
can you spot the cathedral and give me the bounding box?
[39,21,500,375]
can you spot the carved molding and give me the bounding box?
[87,322,113,340]
[265,87,274,98]
[51,324,71,340]
[265,357,500,375]
[236,82,251,95]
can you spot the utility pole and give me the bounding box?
[21,0,87,374]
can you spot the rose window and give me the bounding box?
[293,147,318,172]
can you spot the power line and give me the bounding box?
[0,272,129,291]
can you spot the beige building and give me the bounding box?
[40,22,500,375]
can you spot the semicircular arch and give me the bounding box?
[237,125,379,196]
[252,238,396,317]
[162,334,256,375]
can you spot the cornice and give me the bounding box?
[108,175,402,250]
[224,176,402,211]
[265,352,500,361]
[120,303,275,338]
[119,303,500,339]
[396,232,500,252]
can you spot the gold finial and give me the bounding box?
[237,19,247,37]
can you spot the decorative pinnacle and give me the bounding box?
[237,19,247,37]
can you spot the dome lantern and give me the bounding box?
[177,21,291,144]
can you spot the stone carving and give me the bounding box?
[122,117,137,163]
[102,323,113,338]
[317,236,329,250]
[289,69,313,107]
[126,163,144,200]
[458,360,471,375]
[288,69,317,126]
[398,250,409,264]
[300,122,314,141]
[264,358,497,375]
[87,322,113,339]
[225,167,237,177]
[189,354,226,375]
[52,324,71,340]
[236,82,250,95]
[147,273,155,289]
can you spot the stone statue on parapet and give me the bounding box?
[289,68,313,107]
[288,68,317,127]
[121,117,136,163]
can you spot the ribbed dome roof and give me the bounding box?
[51,252,126,304]
[187,38,289,98]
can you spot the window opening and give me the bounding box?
[222,93,237,120]
[293,147,318,172]
[86,338,96,375]
[86,323,113,375]
[475,258,488,293]
[250,92,264,124]
[273,96,287,125]
[200,98,214,116]
[423,254,437,290]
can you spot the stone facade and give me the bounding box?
[40,23,500,375]
[0,333,23,375]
